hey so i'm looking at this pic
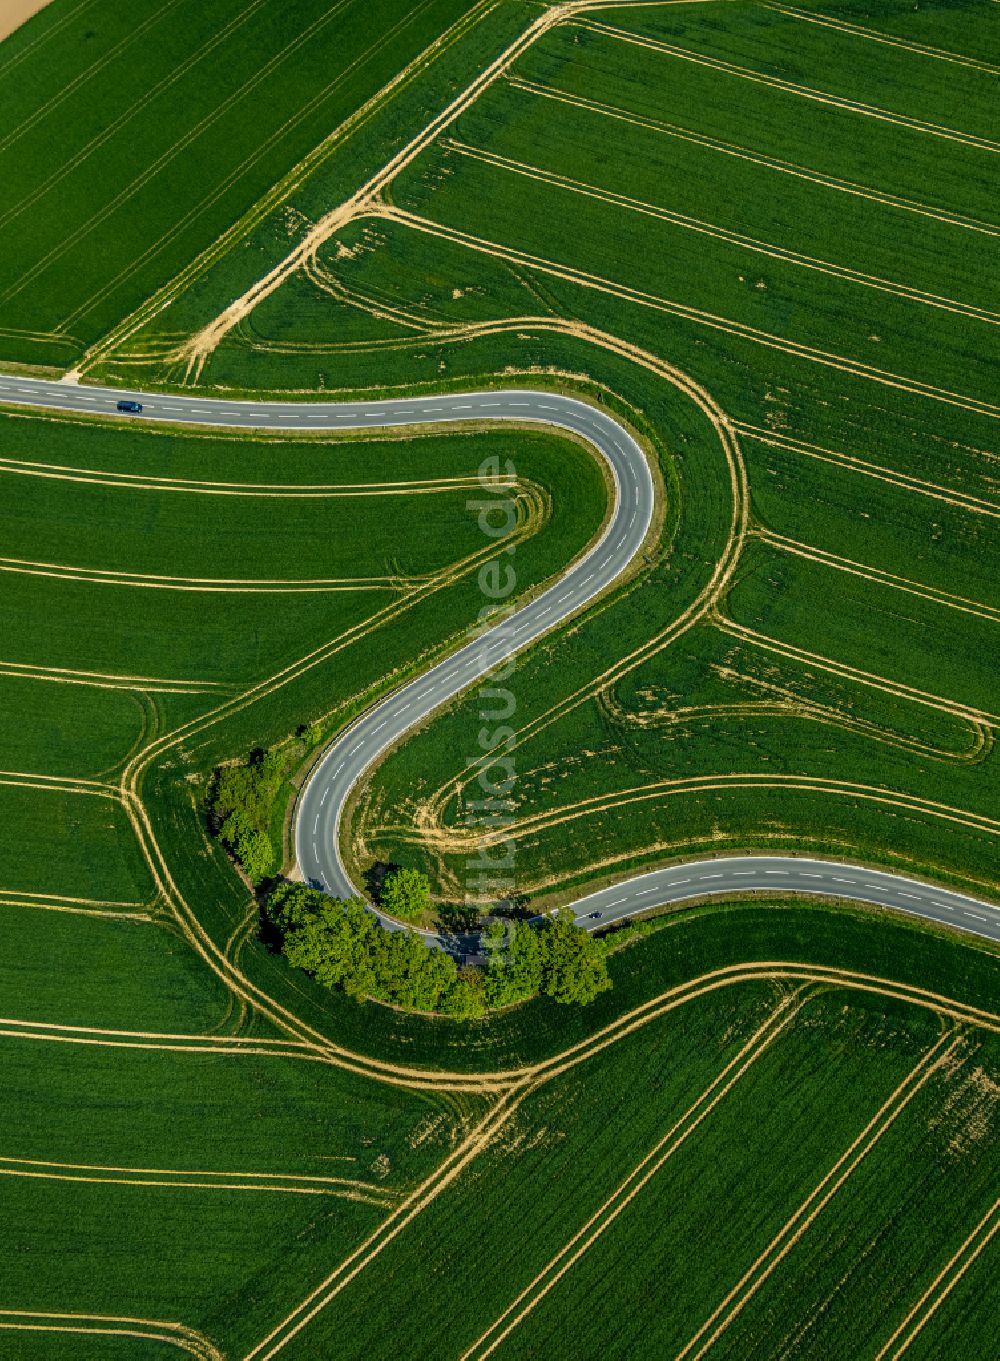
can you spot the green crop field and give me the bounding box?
[118,0,996,906]
[0,0,998,1357]
[0,0,481,370]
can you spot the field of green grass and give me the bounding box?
[0,0,481,369]
[247,974,999,1361]
[137,0,996,905]
[0,0,998,1356]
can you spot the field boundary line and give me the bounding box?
[460,990,807,1359]
[736,424,1000,518]
[766,3,1000,76]
[0,1310,221,1361]
[578,18,1000,155]
[874,1196,1000,1359]
[754,528,1000,625]
[505,75,1000,238]
[673,1029,962,1360]
[443,138,1000,326]
[381,206,1000,419]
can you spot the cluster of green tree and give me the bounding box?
[380,866,431,921]
[206,727,326,884]
[265,884,612,1019]
[483,910,612,1007]
[266,881,485,1018]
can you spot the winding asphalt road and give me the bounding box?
[3,373,999,947]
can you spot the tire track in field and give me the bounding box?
[672,1029,964,1361]
[0,1154,398,1205]
[460,990,807,1361]
[109,477,557,1089]
[0,1312,222,1361]
[303,252,438,334]
[0,768,119,799]
[0,1016,318,1061]
[402,773,1000,869]
[505,75,1000,238]
[0,554,408,594]
[0,453,487,498]
[62,0,457,348]
[0,888,152,921]
[90,350,732,1087]
[874,1196,1000,1359]
[0,657,230,694]
[766,3,1000,77]
[713,615,1000,726]
[597,679,990,765]
[393,468,990,865]
[579,18,1000,155]
[246,978,796,1360]
[378,206,1000,420]
[0,0,186,160]
[240,966,999,1358]
[242,1090,528,1360]
[735,425,1000,519]
[178,0,568,379]
[753,527,1000,626]
[0,0,361,312]
[0,0,99,80]
[521,965,1000,1086]
[85,0,500,369]
[175,0,695,379]
[442,138,1000,327]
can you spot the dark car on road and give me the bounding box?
[116,399,142,414]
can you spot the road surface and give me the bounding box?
[2,372,998,947]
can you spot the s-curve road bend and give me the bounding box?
[4,373,999,949]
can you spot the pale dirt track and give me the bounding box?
[0,0,53,45]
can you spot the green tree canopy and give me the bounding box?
[267,886,612,1018]
[236,829,274,884]
[540,908,612,1006]
[380,867,432,922]
[267,882,456,1012]
[484,909,610,1007]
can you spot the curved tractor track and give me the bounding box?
[2,373,999,951]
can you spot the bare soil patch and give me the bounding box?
[0,0,54,45]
